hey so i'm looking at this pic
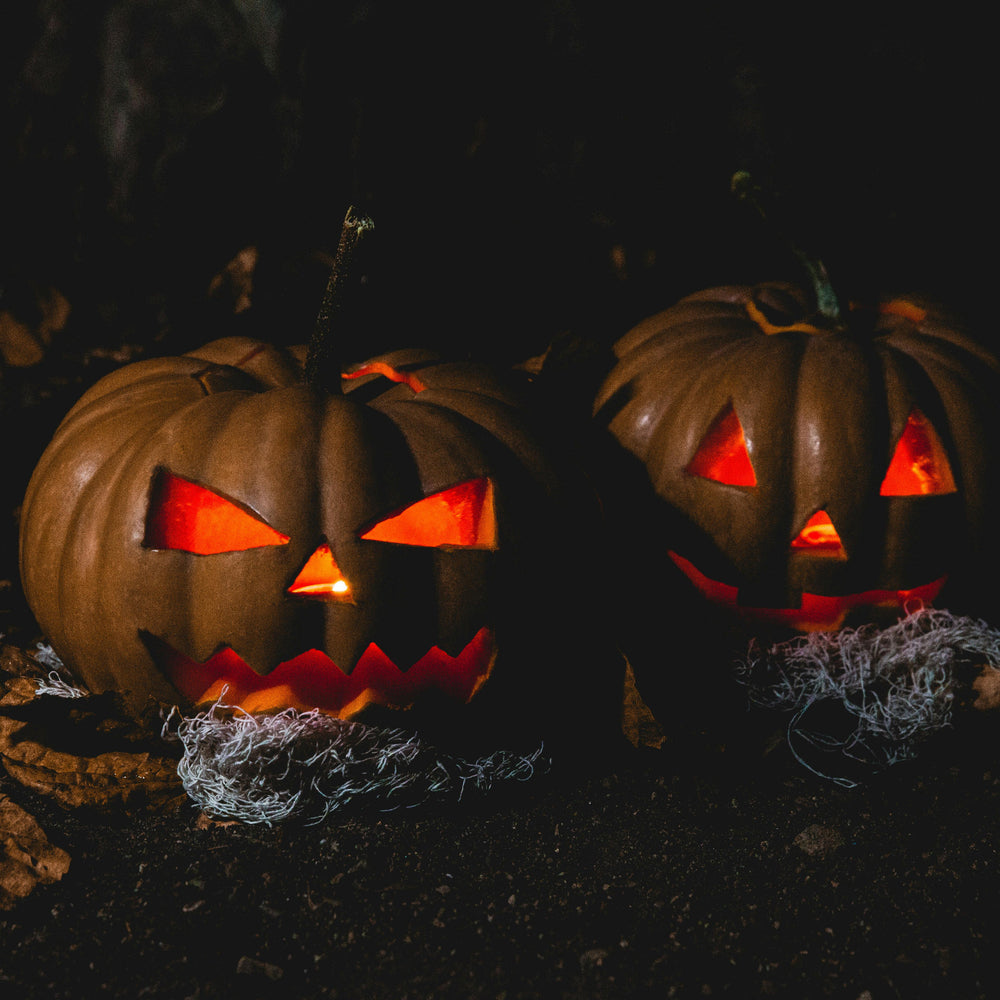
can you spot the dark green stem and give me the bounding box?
[305,207,376,394]
[731,171,842,322]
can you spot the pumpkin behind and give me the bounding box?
[591,281,1000,733]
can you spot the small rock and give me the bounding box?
[236,956,283,980]
[794,824,844,856]
[579,947,610,971]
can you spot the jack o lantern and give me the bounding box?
[594,280,1000,634]
[18,216,621,750]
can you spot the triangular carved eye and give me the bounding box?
[791,510,847,559]
[144,469,290,554]
[360,478,497,549]
[880,407,957,496]
[686,402,757,487]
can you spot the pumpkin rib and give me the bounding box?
[378,389,562,492]
[597,326,763,448]
[186,338,304,388]
[650,330,804,571]
[314,395,442,675]
[83,391,271,682]
[21,375,230,518]
[883,309,1000,366]
[22,381,212,588]
[880,328,1000,399]
[166,388,322,670]
[787,329,883,574]
[610,309,763,370]
[46,411,194,698]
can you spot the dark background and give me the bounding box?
[2,3,994,369]
[3,7,1000,999]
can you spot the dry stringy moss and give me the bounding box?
[21,645,549,824]
[162,699,550,825]
[734,609,1000,786]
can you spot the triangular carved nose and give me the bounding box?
[790,510,847,559]
[288,543,353,601]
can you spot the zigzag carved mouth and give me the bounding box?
[146,627,495,717]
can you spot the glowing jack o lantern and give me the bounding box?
[594,281,1000,633]
[19,336,613,742]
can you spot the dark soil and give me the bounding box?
[3,6,1000,998]
[4,721,1000,999]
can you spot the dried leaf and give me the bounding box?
[971,664,1000,711]
[0,646,185,814]
[0,793,71,909]
[1,744,185,813]
[208,245,258,314]
[194,811,241,830]
[0,644,48,681]
[0,285,70,366]
[621,660,666,750]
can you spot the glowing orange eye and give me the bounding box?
[360,478,497,548]
[880,408,957,497]
[686,402,757,487]
[144,470,290,554]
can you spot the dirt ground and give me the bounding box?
[3,685,1000,999]
[3,6,1000,998]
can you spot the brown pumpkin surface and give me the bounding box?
[20,337,614,744]
[594,282,1000,632]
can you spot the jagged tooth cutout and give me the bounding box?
[148,627,496,718]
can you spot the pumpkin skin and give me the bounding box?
[20,337,617,747]
[593,282,1000,634]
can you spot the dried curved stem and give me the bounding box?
[305,207,376,394]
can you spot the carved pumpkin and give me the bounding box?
[594,281,1000,633]
[19,335,616,747]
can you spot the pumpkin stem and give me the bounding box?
[306,207,376,394]
[730,171,843,323]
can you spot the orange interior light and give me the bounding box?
[880,408,957,496]
[790,509,847,558]
[342,361,428,393]
[144,470,290,554]
[686,402,757,487]
[360,478,497,548]
[287,543,351,600]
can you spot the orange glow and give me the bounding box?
[361,478,497,548]
[790,510,847,558]
[343,361,428,393]
[686,403,757,487]
[153,627,496,716]
[668,550,946,632]
[880,408,957,496]
[144,470,290,554]
[879,299,928,324]
[287,543,351,600]
[745,299,825,336]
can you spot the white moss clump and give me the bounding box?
[735,608,1000,785]
[164,699,549,825]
